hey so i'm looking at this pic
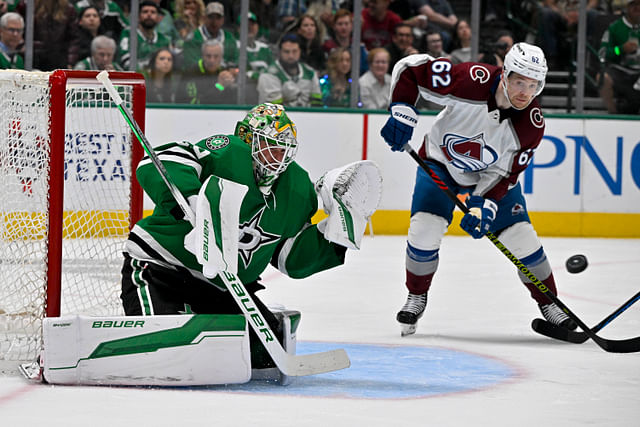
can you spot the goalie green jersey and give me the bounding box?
[125,134,345,289]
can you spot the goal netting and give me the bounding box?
[0,70,145,361]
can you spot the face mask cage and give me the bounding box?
[251,130,298,187]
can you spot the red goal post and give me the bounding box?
[0,70,146,361]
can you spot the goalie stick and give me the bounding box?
[97,71,350,376]
[532,289,640,344]
[403,143,640,353]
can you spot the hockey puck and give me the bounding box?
[566,254,588,274]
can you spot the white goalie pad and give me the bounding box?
[251,307,301,385]
[184,175,248,278]
[42,314,251,386]
[316,160,383,249]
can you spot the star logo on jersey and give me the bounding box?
[205,135,230,150]
[440,133,498,172]
[238,208,280,267]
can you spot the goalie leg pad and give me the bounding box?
[316,160,383,249]
[42,314,251,386]
[250,307,300,385]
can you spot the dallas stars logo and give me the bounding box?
[238,208,279,267]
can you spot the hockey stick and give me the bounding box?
[97,71,350,376]
[402,143,640,353]
[532,289,640,343]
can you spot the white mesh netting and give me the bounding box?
[0,70,139,361]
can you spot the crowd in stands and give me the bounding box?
[0,0,638,113]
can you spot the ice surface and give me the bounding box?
[1,235,638,426]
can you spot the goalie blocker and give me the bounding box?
[32,309,299,386]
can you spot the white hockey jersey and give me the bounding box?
[390,54,546,201]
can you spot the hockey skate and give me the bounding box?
[397,293,427,336]
[538,303,578,331]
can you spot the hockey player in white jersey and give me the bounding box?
[380,42,578,336]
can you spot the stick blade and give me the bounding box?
[282,348,350,377]
[531,318,586,343]
[532,319,640,353]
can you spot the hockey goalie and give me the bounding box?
[39,102,382,386]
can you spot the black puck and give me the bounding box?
[566,254,588,274]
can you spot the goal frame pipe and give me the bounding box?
[45,70,146,317]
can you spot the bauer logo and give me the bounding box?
[92,320,145,328]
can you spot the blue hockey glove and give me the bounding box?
[460,196,498,239]
[380,102,419,152]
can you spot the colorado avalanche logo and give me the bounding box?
[440,133,498,172]
[530,107,544,128]
[470,65,490,84]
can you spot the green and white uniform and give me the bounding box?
[257,60,323,107]
[118,28,171,71]
[599,15,640,68]
[125,135,345,291]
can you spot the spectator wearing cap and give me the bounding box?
[182,2,239,71]
[0,12,24,69]
[238,11,273,104]
[73,0,129,41]
[74,34,122,71]
[118,0,171,71]
[257,33,322,107]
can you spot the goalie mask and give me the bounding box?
[502,42,547,109]
[234,103,298,193]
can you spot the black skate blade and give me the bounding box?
[531,318,589,344]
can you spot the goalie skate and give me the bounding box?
[397,293,427,336]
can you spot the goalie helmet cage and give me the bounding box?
[0,70,145,361]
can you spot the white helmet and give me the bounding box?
[503,42,547,98]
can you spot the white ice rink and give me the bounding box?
[1,235,638,426]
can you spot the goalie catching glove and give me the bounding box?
[315,160,383,250]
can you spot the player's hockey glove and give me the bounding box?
[460,195,498,239]
[380,102,419,152]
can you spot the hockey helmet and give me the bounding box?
[234,103,298,192]
[503,42,547,97]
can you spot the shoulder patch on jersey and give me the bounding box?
[469,65,491,84]
[205,135,230,150]
[530,107,544,128]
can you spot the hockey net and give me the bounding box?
[0,70,145,361]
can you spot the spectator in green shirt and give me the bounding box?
[118,0,171,71]
[74,35,122,71]
[598,0,640,114]
[0,12,24,69]
[181,2,239,71]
